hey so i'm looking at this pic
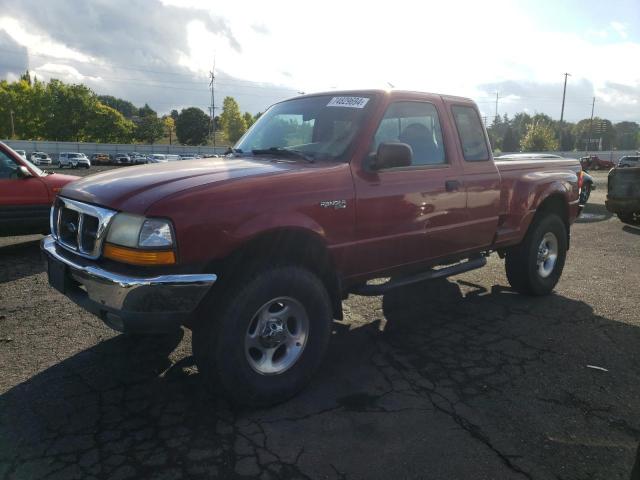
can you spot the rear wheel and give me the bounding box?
[193,265,332,406]
[505,214,567,296]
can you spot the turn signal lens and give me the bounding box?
[103,243,176,265]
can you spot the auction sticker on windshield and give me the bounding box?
[327,96,370,108]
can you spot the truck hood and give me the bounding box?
[59,157,302,213]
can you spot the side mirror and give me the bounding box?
[17,166,33,178]
[371,142,413,170]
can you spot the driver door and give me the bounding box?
[350,99,468,276]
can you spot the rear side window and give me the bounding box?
[452,105,490,161]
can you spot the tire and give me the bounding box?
[193,265,332,407]
[505,214,567,296]
[618,213,640,226]
[579,184,591,205]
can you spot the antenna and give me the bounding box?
[209,56,216,150]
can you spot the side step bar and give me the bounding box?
[350,257,487,296]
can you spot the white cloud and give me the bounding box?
[0,16,94,63]
[32,63,102,83]
[610,21,628,39]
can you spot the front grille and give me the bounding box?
[51,197,117,259]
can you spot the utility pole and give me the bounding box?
[494,92,499,122]
[209,57,216,151]
[9,109,15,138]
[559,73,571,124]
[558,73,571,151]
[586,97,595,154]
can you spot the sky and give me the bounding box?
[0,0,638,123]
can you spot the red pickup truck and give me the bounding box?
[42,90,582,405]
[0,143,78,236]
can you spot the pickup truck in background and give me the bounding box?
[606,167,640,225]
[42,90,582,406]
[580,154,615,170]
[0,143,78,236]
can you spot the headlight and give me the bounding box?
[106,213,174,248]
[139,218,173,247]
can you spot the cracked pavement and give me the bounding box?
[1,171,639,479]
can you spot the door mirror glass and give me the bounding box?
[17,165,33,178]
[373,142,413,170]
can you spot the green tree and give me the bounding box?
[614,121,639,150]
[163,116,175,144]
[219,96,247,143]
[175,107,210,145]
[84,103,134,143]
[520,121,559,152]
[138,103,156,118]
[243,112,255,129]
[573,117,615,151]
[98,95,138,118]
[502,126,518,152]
[43,80,96,141]
[135,114,164,143]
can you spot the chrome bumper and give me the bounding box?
[41,235,217,333]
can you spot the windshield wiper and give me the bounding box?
[252,147,314,163]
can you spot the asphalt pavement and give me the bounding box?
[1,170,639,479]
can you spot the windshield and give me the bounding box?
[235,94,376,162]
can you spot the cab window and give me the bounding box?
[372,102,446,166]
[0,151,19,179]
[451,105,490,161]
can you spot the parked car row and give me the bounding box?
[7,150,214,168]
[91,152,210,165]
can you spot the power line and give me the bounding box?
[0,47,299,90]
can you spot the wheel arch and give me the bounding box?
[205,227,343,320]
[532,193,570,249]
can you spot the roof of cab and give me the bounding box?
[279,89,476,105]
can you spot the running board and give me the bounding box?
[350,257,487,296]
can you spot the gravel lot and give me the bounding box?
[1,170,639,479]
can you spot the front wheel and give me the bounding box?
[505,214,567,296]
[193,266,332,406]
[579,184,591,205]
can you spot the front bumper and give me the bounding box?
[605,197,640,214]
[41,235,217,333]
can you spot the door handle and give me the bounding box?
[445,180,461,192]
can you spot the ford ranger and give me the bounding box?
[42,90,582,406]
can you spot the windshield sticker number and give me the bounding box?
[327,97,370,108]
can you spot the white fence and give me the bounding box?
[1,139,228,159]
[498,150,638,163]
[2,139,637,163]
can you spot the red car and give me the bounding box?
[580,155,615,170]
[0,143,78,236]
[42,90,582,405]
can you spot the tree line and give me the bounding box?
[2,72,638,151]
[487,112,639,153]
[0,72,260,146]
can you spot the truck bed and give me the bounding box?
[492,157,582,248]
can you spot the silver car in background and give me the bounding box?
[146,154,167,163]
[59,152,91,169]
